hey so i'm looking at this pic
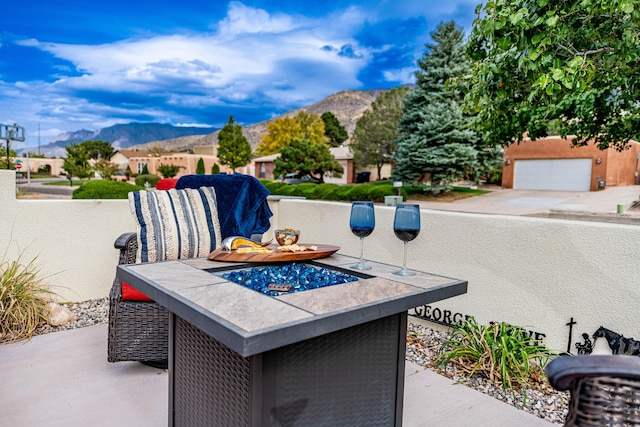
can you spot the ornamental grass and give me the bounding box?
[434,316,557,405]
[0,250,55,344]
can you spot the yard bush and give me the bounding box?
[73,180,145,199]
[135,174,161,188]
[261,179,407,202]
[434,317,557,405]
[0,250,55,343]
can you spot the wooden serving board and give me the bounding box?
[207,243,340,263]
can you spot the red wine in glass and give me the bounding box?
[393,204,420,276]
[349,201,375,270]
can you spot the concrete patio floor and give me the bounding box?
[1,323,556,426]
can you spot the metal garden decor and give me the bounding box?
[1,123,25,170]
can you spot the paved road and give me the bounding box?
[16,177,75,198]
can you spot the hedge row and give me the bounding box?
[259,180,407,202]
[72,180,145,199]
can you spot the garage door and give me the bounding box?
[513,159,592,191]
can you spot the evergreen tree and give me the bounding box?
[393,21,498,188]
[196,158,205,175]
[217,116,252,173]
[321,112,348,147]
[351,86,409,181]
[211,163,220,174]
[273,139,342,184]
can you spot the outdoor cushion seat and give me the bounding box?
[546,354,640,426]
[108,174,272,367]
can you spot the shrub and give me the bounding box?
[0,251,55,343]
[434,317,556,404]
[135,174,161,188]
[73,180,145,199]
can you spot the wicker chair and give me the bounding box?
[107,175,272,368]
[107,232,169,367]
[546,355,640,426]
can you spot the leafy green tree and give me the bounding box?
[393,21,491,188]
[93,158,119,180]
[81,140,114,160]
[351,86,410,181]
[321,112,348,147]
[141,164,149,175]
[256,111,327,155]
[217,116,252,172]
[465,0,640,151]
[63,142,92,181]
[273,139,343,183]
[211,163,221,174]
[157,164,180,178]
[0,148,18,170]
[196,158,205,175]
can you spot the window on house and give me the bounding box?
[137,162,148,174]
[259,163,266,178]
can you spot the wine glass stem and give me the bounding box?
[359,237,365,264]
[402,241,408,270]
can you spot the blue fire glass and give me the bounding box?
[222,263,359,296]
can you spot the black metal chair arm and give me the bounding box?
[546,355,640,391]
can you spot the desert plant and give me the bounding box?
[435,317,556,404]
[0,251,55,343]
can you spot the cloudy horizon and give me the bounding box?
[1,0,480,148]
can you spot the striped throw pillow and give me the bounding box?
[129,187,222,263]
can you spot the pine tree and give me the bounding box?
[196,158,205,175]
[217,116,252,173]
[393,21,496,188]
[321,112,348,147]
[351,86,409,181]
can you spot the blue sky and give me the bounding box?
[1,0,479,148]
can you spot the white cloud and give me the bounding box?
[30,3,369,110]
[216,1,298,36]
[4,0,480,137]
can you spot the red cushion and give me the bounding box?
[121,281,153,301]
[156,178,178,190]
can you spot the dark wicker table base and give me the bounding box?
[169,313,407,427]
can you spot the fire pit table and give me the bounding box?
[117,253,467,426]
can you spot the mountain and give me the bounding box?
[131,88,388,153]
[41,123,217,157]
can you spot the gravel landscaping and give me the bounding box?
[34,298,569,425]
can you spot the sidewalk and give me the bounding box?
[0,324,555,426]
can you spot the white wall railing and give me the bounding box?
[2,169,639,354]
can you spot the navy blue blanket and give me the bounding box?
[175,174,273,239]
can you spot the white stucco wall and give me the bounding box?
[273,199,640,355]
[0,170,136,302]
[1,169,639,355]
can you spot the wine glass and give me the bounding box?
[393,204,420,276]
[349,201,375,270]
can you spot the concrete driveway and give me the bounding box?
[411,185,640,219]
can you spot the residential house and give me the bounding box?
[502,136,640,191]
